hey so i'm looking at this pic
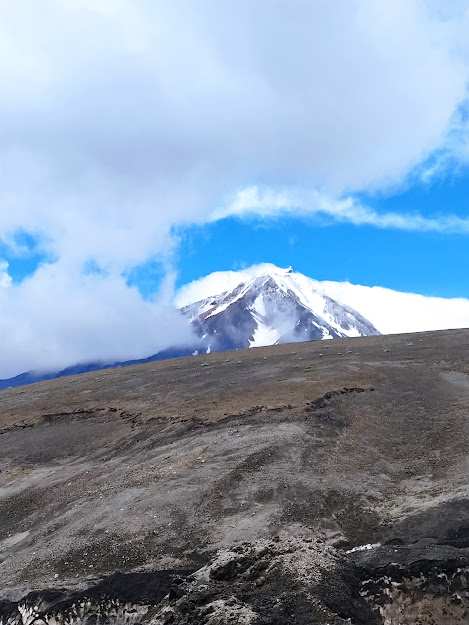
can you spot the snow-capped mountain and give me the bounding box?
[182,266,379,353]
[0,266,379,389]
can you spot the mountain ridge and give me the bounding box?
[182,266,379,353]
[0,266,379,389]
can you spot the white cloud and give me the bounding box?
[2,0,469,266]
[175,263,469,335]
[175,264,281,308]
[210,186,469,233]
[316,281,469,335]
[0,261,13,288]
[1,1,469,376]
[0,263,195,379]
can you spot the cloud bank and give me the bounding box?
[210,186,469,233]
[1,1,469,376]
[0,263,195,379]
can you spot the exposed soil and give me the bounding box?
[1,328,469,623]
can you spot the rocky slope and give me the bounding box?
[1,328,469,624]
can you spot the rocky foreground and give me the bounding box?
[1,329,469,624]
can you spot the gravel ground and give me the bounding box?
[1,328,469,623]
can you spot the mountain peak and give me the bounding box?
[0,265,380,389]
[261,264,292,275]
[182,266,380,352]
[257,265,293,280]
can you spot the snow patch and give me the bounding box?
[249,322,281,348]
[346,543,381,554]
[205,282,252,319]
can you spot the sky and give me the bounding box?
[1,0,469,379]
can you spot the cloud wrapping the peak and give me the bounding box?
[175,264,469,335]
[317,280,469,335]
[175,263,284,307]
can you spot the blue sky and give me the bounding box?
[1,0,469,378]
[175,176,469,300]
[5,171,469,300]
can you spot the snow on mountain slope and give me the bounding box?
[0,266,379,388]
[181,266,379,353]
[177,263,469,336]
